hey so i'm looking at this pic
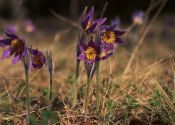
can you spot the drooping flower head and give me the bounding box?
[29,49,46,69]
[45,50,54,74]
[132,10,145,25]
[0,32,26,64]
[78,41,100,63]
[81,7,106,33]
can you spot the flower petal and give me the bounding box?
[87,23,97,33]
[116,37,125,44]
[1,48,11,59]
[78,53,86,61]
[81,16,90,30]
[114,30,126,36]
[0,39,11,47]
[86,7,94,20]
[79,43,87,52]
[5,31,18,39]
[94,18,106,27]
[12,54,20,64]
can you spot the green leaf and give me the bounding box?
[29,115,36,125]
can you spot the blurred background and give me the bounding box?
[0,0,174,20]
[0,0,174,49]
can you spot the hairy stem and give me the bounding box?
[84,76,91,114]
[95,62,100,112]
[48,72,53,110]
[73,60,80,107]
[25,71,30,125]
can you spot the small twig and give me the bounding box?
[50,9,81,30]
[100,1,109,18]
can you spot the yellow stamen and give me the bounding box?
[101,31,116,44]
[11,39,24,54]
[84,47,96,61]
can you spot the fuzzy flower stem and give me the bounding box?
[22,49,31,125]
[45,50,54,110]
[48,72,53,110]
[73,59,80,107]
[95,62,100,112]
[84,75,91,114]
[25,69,30,125]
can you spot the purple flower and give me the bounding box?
[81,7,106,33]
[101,25,125,45]
[0,32,26,64]
[24,20,36,33]
[78,41,100,63]
[132,10,145,25]
[100,25,125,58]
[29,49,46,69]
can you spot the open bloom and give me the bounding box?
[132,10,145,25]
[0,32,26,64]
[78,41,100,63]
[100,25,125,56]
[29,49,46,69]
[81,7,106,33]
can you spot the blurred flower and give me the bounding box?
[132,10,145,25]
[78,41,100,63]
[29,48,46,69]
[81,7,106,33]
[110,16,121,29]
[0,32,26,64]
[5,25,18,34]
[24,20,36,33]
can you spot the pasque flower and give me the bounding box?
[29,48,46,69]
[0,32,26,64]
[100,25,125,57]
[81,7,106,33]
[78,41,100,63]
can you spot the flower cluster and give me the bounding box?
[0,32,46,69]
[78,7,125,64]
